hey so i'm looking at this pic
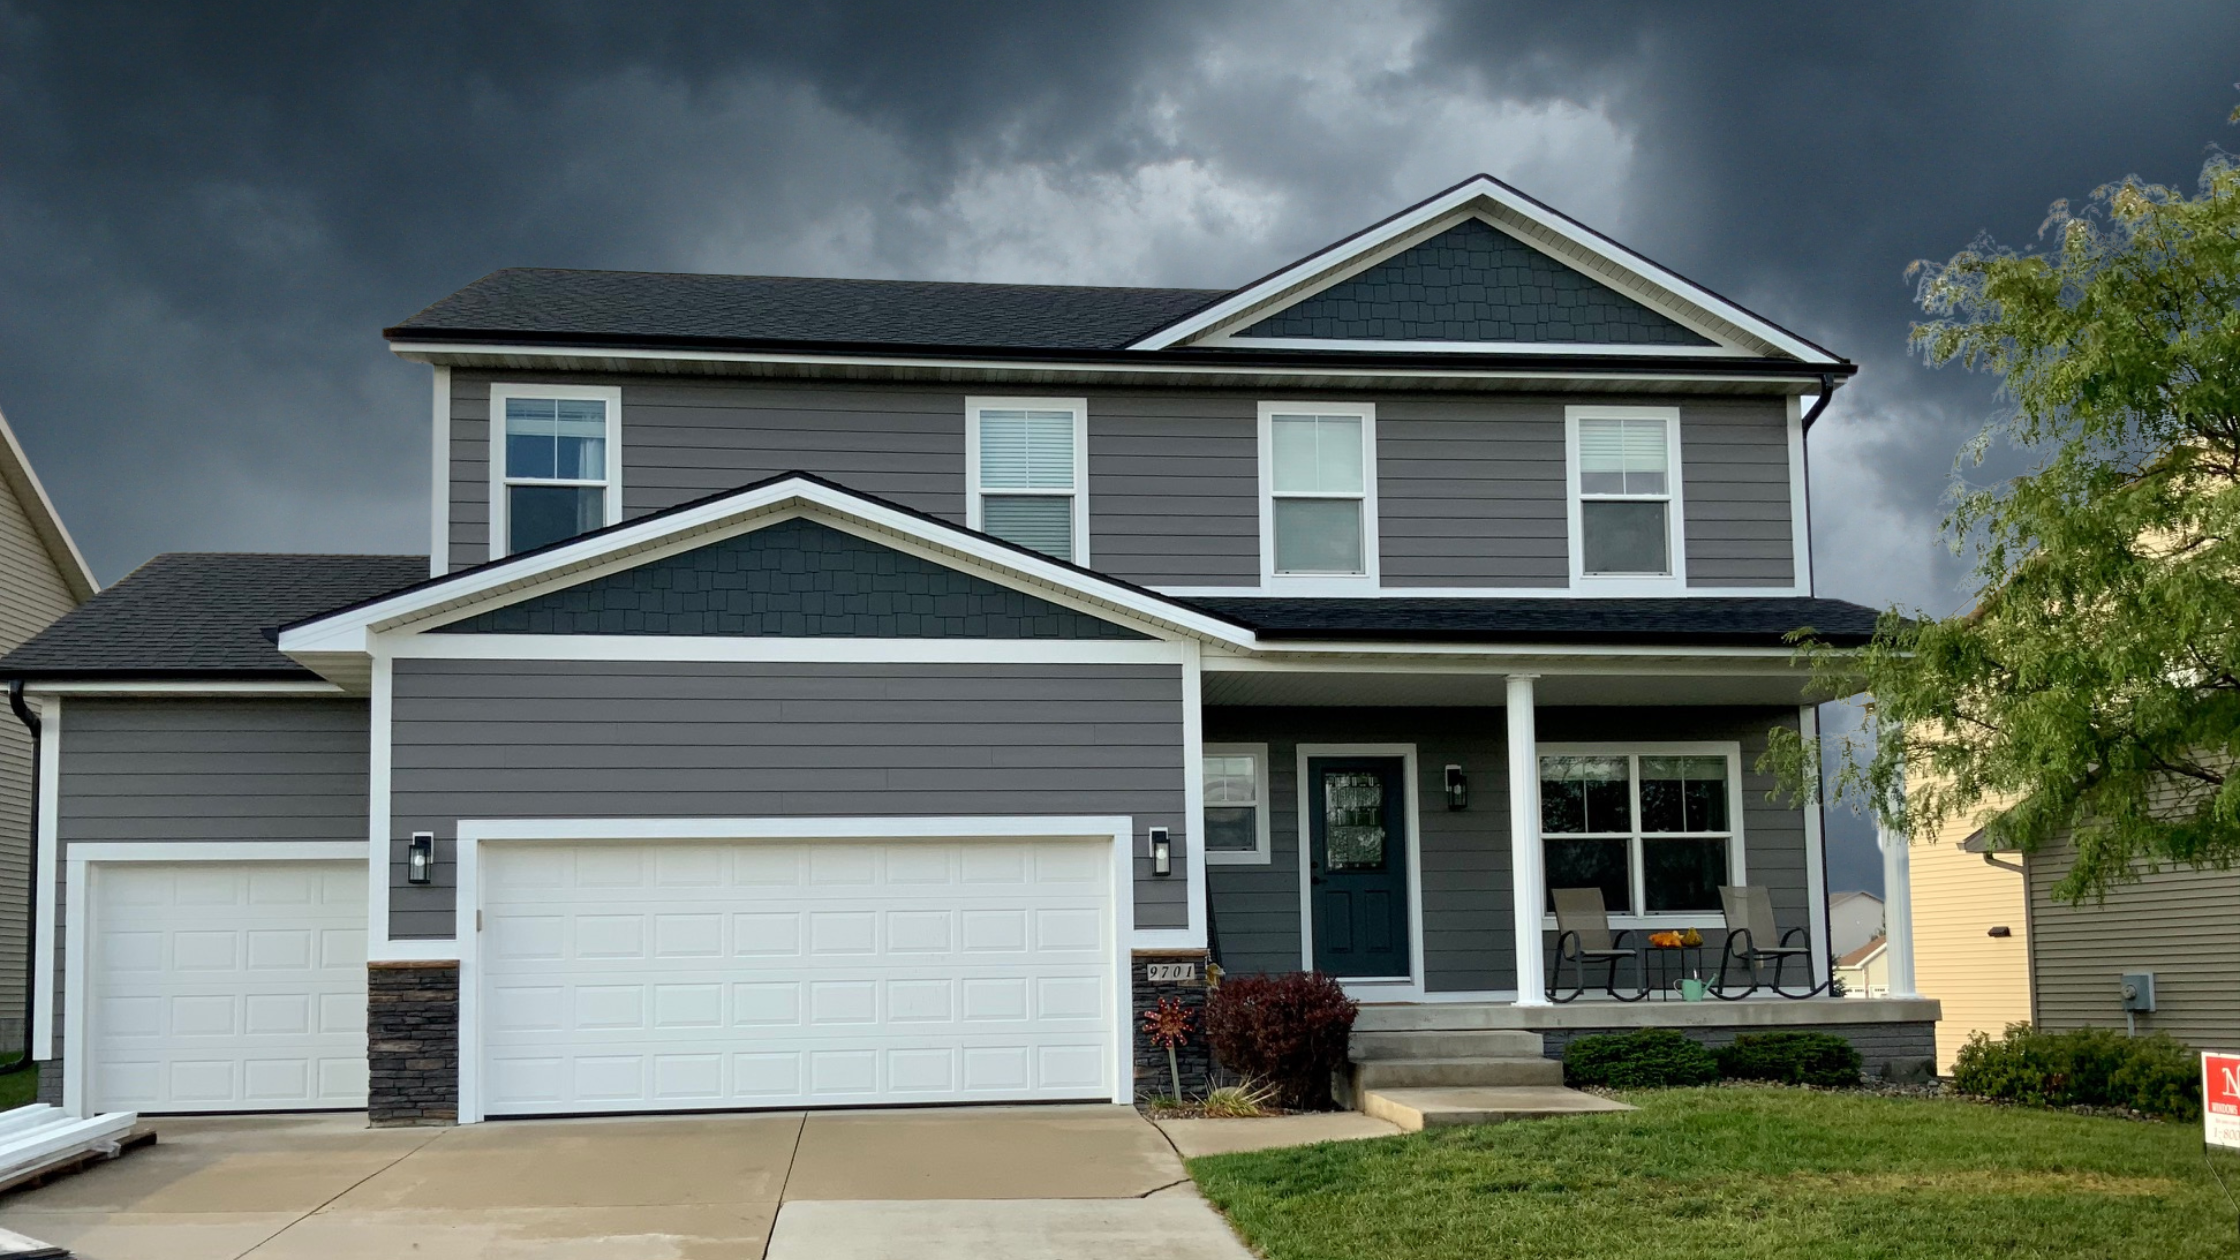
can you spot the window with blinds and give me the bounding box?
[1576,415,1673,576]
[972,404,1083,562]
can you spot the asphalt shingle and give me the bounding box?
[1178,596,1883,646]
[0,553,428,679]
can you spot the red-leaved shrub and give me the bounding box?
[1203,971,1358,1110]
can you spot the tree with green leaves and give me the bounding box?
[1768,151,2240,901]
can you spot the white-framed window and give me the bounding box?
[1537,742,1744,926]
[488,384,623,559]
[1566,405,1685,591]
[1203,743,1272,866]
[1259,402,1378,589]
[966,397,1089,564]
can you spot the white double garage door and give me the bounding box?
[83,837,1119,1118]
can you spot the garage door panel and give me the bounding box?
[90,861,370,1113]
[479,838,1116,1115]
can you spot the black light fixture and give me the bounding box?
[1150,827,1172,876]
[408,832,435,885]
[1444,764,1468,811]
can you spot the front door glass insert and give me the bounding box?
[1322,770,1387,869]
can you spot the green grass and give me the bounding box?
[1188,1087,2240,1260]
[0,1057,36,1111]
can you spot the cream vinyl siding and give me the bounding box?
[1909,813,2030,1071]
[0,468,81,1049]
[2026,839,2240,1052]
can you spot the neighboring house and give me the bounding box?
[0,175,1940,1125]
[0,408,96,1055]
[1828,890,1884,960]
[1910,816,2031,1070]
[1835,935,1888,998]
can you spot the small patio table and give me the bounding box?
[1645,944,1706,1000]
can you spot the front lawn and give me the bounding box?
[0,1058,35,1111]
[1189,1087,2239,1259]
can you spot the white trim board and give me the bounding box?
[430,366,451,578]
[22,681,346,697]
[1293,744,1426,996]
[31,697,59,1062]
[387,635,1187,666]
[1152,584,1810,599]
[486,383,624,562]
[446,814,1138,1123]
[59,842,362,1118]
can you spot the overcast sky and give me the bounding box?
[4,3,2236,891]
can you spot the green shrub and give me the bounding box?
[1951,1023,2200,1120]
[1563,1028,1719,1088]
[1714,1032,1863,1087]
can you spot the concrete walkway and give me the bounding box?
[0,1105,1262,1260]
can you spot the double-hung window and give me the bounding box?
[1539,745,1741,920]
[1568,406,1682,585]
[968,397,1087,563]
[1262,403,1377,584]
[490,384,622,558]
[1203,744,1272,865]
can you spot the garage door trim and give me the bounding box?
[453,815,1137,1124]
[61,841,369,1119]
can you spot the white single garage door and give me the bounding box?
[88,861,369,1113]
[478,838,1116,1117]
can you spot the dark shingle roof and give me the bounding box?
[0,553,428,679]
[1176,596,1884,647]
[387,269,1229,352]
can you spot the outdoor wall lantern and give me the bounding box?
[408,832,435,885]
[1444,764,1469,811]
[1150,827,1172,876]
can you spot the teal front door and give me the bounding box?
[1308,756,1410,978]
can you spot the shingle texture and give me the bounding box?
[0,553,427,677]
[1238,219,1715,345]
[389,269,1227,351]
[436,517,1145,639]
[1181,596,1882,646]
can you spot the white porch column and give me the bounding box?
[1507,674,1548,1006]
[1878,814,1919,998]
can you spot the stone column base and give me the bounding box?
[1131,950,1214,1101]
[368,961,460,1126]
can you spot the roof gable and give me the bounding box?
[0,406,95,604]
[1235,219,1714,348]
[1135,175,1843,365]
[435,516,1145,640]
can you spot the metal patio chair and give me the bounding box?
[1547,887,1648,1003]
[1713,884,1823,998]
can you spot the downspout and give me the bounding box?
[4,680,36,1074]
[1800,373,1838,430]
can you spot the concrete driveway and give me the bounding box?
[0,1105,1256,1259]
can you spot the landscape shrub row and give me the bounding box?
[1562,1029,1864,1089]
[1951,1023,2200,1120]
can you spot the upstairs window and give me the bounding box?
[1569,407,1683,585]
[968,398,1087,563]
[491,385,622,558]
[1262,403,1377,583]
[1540,746,1740,918]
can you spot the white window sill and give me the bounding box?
[1541,914,1729,933]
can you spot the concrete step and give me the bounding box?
[1349,1029,1545,1060]
[1353,1003,1523,1033]
[1360,1085,1635,1132]
[1350,1056,1565,1091]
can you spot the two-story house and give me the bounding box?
[0,176,1937,1126]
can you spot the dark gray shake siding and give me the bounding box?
[1203,705,1808,992]
[44,699,371,1066]
[445,372,1798,589]
[1680,398,1795,587]
[387,659,1190,937]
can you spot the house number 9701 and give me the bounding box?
[1145,962,1199,984]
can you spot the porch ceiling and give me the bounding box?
[1200,666,1822,708]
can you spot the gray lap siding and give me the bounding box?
[43,698,371,1073]
[1204,705,1810,993]
[387,659,1191,937]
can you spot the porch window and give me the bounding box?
[491,385,623,558]
[1203,744,1271,865]
[1540,748,1738,916]
[1261,403,1378,584]
[968,398,1087,563]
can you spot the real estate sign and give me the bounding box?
[2203,1052,2240,1149]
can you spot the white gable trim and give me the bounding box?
[1131,176,1843,367]
[276,476,1257,660]
[0,405,96,603]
